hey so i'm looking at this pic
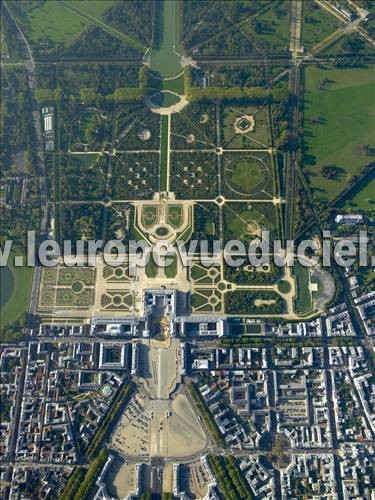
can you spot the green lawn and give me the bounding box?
[321,32,374,56]
[0,265,14,308]
[145,256,158,278]
[241,0,291,52]
[150,0,182,78]
[1,250,33,330]
[231,160,264,193]
[303,65,374,206]
[160,115,169,191]
[302,1,340,51]
[222,105,270,149]
[72,0,116,19]
[165,252,178,278]
[63,0,146,51]
[14,0,89,44]
[343,177,375,212]
[228,209,264,240]
[293,262,313,315]
[226,204,277,242]
[142,205,158,228]
[167,204,183,228]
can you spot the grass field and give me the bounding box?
[228,209,266,240]
[18,0,89,44]
[343,177,375,212]
[293,262,313,315]
[160,115,169,191]
[231,159,265,193]
[63,0,146,51]
[145,255,158,278]
[223,152,272,198]
[1,250,33,329]
[71,0,116,19]
[167,204,183,228]
[165,252,178,278]
[320,32,374,56]
[241,0,291,52]
[0,266,14,308]
[302,1,340,51]
[303,64,374,206]
[150,0,182,78]
[222,104,270,149]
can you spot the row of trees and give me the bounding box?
[218,336,355,349]
[86,379,133,460]
[192,65,267,89]
[184,66,269,102]
[60,380,133,498]
[186,382,224,447]
[60,449,107,500]
[208,455,254,500]
[36,86,144,105]
[1,2,27,60]
[35,65,148,105]
[187,86,269,102]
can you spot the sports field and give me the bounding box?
[303,65,374,205]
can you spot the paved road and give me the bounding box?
[290,0,302,57]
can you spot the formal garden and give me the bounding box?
[221,103,271,149]
[170,152,218,199]
[222,152,274,199]
[171,102,216,150]
[110,153,159,199]
[223,202,280,243]
[39,267,96,310]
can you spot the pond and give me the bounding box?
[149,0,182,79]
[151,91,181,108]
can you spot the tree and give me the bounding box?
[321,164,339,179]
